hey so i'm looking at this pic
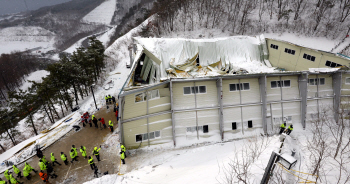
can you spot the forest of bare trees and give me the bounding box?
[144,0,350,40]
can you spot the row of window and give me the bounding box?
[184,86,206,94]
[136,130,161,142]
[303,54,316,62]
[270,44,346,67]
[284,48,296,55]
[271,80,291,88]
[229,83,250,91]
[308,78,325,86]
[186,125,209,133]
[135,89,160,103]
[232,120,253,130]
[270,44,279,50]
[325,60,342,68]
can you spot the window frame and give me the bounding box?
[136,134,142,142]
[345,77,350,84]
[232,122,237,130]
[248,120,253,128]
[308,78,325,86]
[303,53,316,62]
[284,48,295,55]
[270,80,291,89]
[203,125,209,133]
[183,86,207,95]
[229,83,250,92]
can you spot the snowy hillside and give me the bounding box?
[82,0,117,25]
[19,70,50,91]
[0,26,55,54]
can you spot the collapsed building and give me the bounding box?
[117,36,350,149]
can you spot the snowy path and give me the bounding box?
[82,0,117,25]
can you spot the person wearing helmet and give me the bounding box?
[286,124,293,135]
[92,146,101,162]
[279,122,286,134]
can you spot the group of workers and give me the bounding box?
[105,95,116,105]
[0,144,103,184]
[279,123,293,135]
[80,113,115,133]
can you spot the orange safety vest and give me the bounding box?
[39,172,48,181]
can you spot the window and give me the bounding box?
[203,125,209,133]
[135,93,144,103]
[325,60,342,68]
[248,120,253,128]
[346,78,350,84]
[271,80,290,88]
[135,89,159,103]
[303,53,316,62]
[149,132,155,139]
[148,90,159,99]
[136,134,142,142]
[229,83,250,91]
[232,122,237,130]
[196,56,200,66]
[284,48,295,55]
[183,86,206,94]
[187,126,207,133]
[199,86,206,93]
[155,131,160,138]
[136,131,161,142]
[184,87,191,94]
[142,133,148,140]
[270,44,279,50]
[308,78,325,86]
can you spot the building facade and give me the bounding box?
[118,38,350,149]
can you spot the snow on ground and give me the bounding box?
[98,26,117,47]
[19,70,50,91]
[82,0,117,25]
[0,26,55,55]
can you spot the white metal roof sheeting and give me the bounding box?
[134,36,274,78]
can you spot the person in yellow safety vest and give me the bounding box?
[72,145,78,158]
[0,178,6,184]
[92,146,101,161]
[108,95,112,104]
[88,156,96,170]
[12,165,22,178]
[9,173,22,184]
[41,155,48,166]
[23,162,37,181]
[279,122,286,134]
[50,153,62,166]
[120,151,125,164]
[4,169,10,180]
[80,146,87,159]
[286,125,293,135]
[60,152,68,165]
[121,144,127,158]
[39,159,47,171]
[70,149,78,163]
[105,96,108,104]
[109,120,114,132]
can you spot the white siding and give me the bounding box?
[172,81,218,110]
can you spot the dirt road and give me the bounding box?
[2,104,120,184]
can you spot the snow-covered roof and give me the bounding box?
[133,36,275,81]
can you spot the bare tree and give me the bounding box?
[292,0,307,20]
[217,136,271,184]
[313,0,335,32]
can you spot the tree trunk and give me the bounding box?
[6,129,16,146]
[73,83,79,105]
[43,103,54,124]
[29,112,38,135]
[0,143,5,152]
